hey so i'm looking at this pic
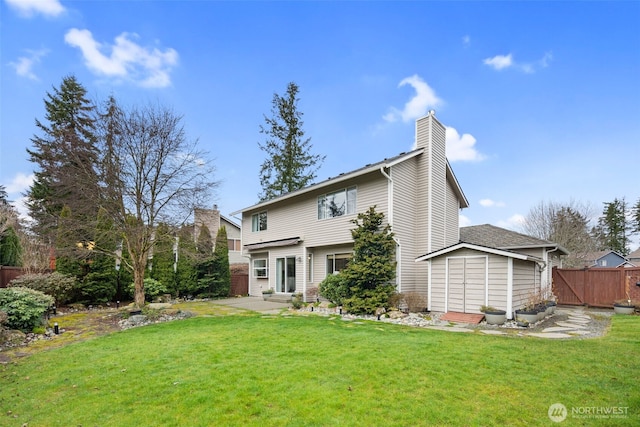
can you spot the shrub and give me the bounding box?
[128,278,168,302]
[80,271,117,304]
[0,287,55,331]
[318,273,350,306]
[291,293,304,309]
[9,272,77,305]
[403,292,427,313]
[342,284,396,315]
[0,310,7,327]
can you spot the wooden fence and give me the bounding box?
[552,266,640,307]
[0,266,29,288]
[229,273,248,296]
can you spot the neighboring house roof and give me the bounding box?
[220,215,241,230]
[415,241,544,264]
[459,224,569,255]
[628,248,640,260]
[579,250,629,267]
[230,148,469,215]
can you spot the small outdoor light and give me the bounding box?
[52,305,56,315]
[54,322,59,335]
[116,300,120,308]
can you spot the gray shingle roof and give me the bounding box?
[460,224,559,249]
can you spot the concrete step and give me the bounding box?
[265,294,292,303]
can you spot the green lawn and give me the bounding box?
[1,312,638,426]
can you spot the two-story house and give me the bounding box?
[231,111,468,300]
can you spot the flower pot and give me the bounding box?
[515,310,538,324]
[613,304,634,315]
[483,310,506,325]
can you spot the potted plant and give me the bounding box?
[480,305,506,325]
[613,299,635,315]
[261,288,274,301]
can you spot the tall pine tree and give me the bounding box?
[593,198,630,255]
[258,82,325,201]
[26,75,99,243]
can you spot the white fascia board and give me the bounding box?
[415,242,533,262]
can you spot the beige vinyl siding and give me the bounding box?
[430,119,447,251]
[429,258,447,312]
[242,172,388,250]
[486,255,509,311]
[249,251,270,296]
[444,179,460,247]
[415,117,431,255]
[512,259,539,310]
[428,248,531,314]
[389,159,419,292]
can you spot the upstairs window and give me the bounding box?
[252,211,267,232]
[318,186,356,220]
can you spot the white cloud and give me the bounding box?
[479,199,505,208]
[497,214,525,229]
[64,29,179,88]
[483,54,513,70]
[9,49,48,80]
[459,213,472,227]
[484,52,553,74]
[383,74,442,123]
[5,172,34,194]
[445,126,485,162]
[5,0,65,17]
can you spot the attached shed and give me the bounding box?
[416,243,545,319]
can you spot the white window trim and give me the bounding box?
[317,186,357,220]
[251,211,268,232]
[253,258,268,278]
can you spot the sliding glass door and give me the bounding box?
[276,257,296,293]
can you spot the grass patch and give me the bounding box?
[1,314,638,426]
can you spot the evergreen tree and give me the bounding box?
[632,198,640,234]
[593,198,630,255]
[0,226,22,266]
[212,225,231,296]
[150,223,179,296]
[258,82,325,201]
[26,75,99,242]
[340,206,397,314]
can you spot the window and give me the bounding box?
[326,253,351,276]
[227,239,241,251]
[253,259,268,278]
[318,186,356,220]
[251,211,267,232]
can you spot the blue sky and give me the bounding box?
[1,0,639,248]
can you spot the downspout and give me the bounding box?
[543,246,558,294]
[380,166,401,290]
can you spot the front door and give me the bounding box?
[276,257,296,293]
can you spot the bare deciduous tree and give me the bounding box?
[520,200,598,267]
[94,99,218,306]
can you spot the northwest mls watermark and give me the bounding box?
[548,403,629,422]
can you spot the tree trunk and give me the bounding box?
[133,260,146,307]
